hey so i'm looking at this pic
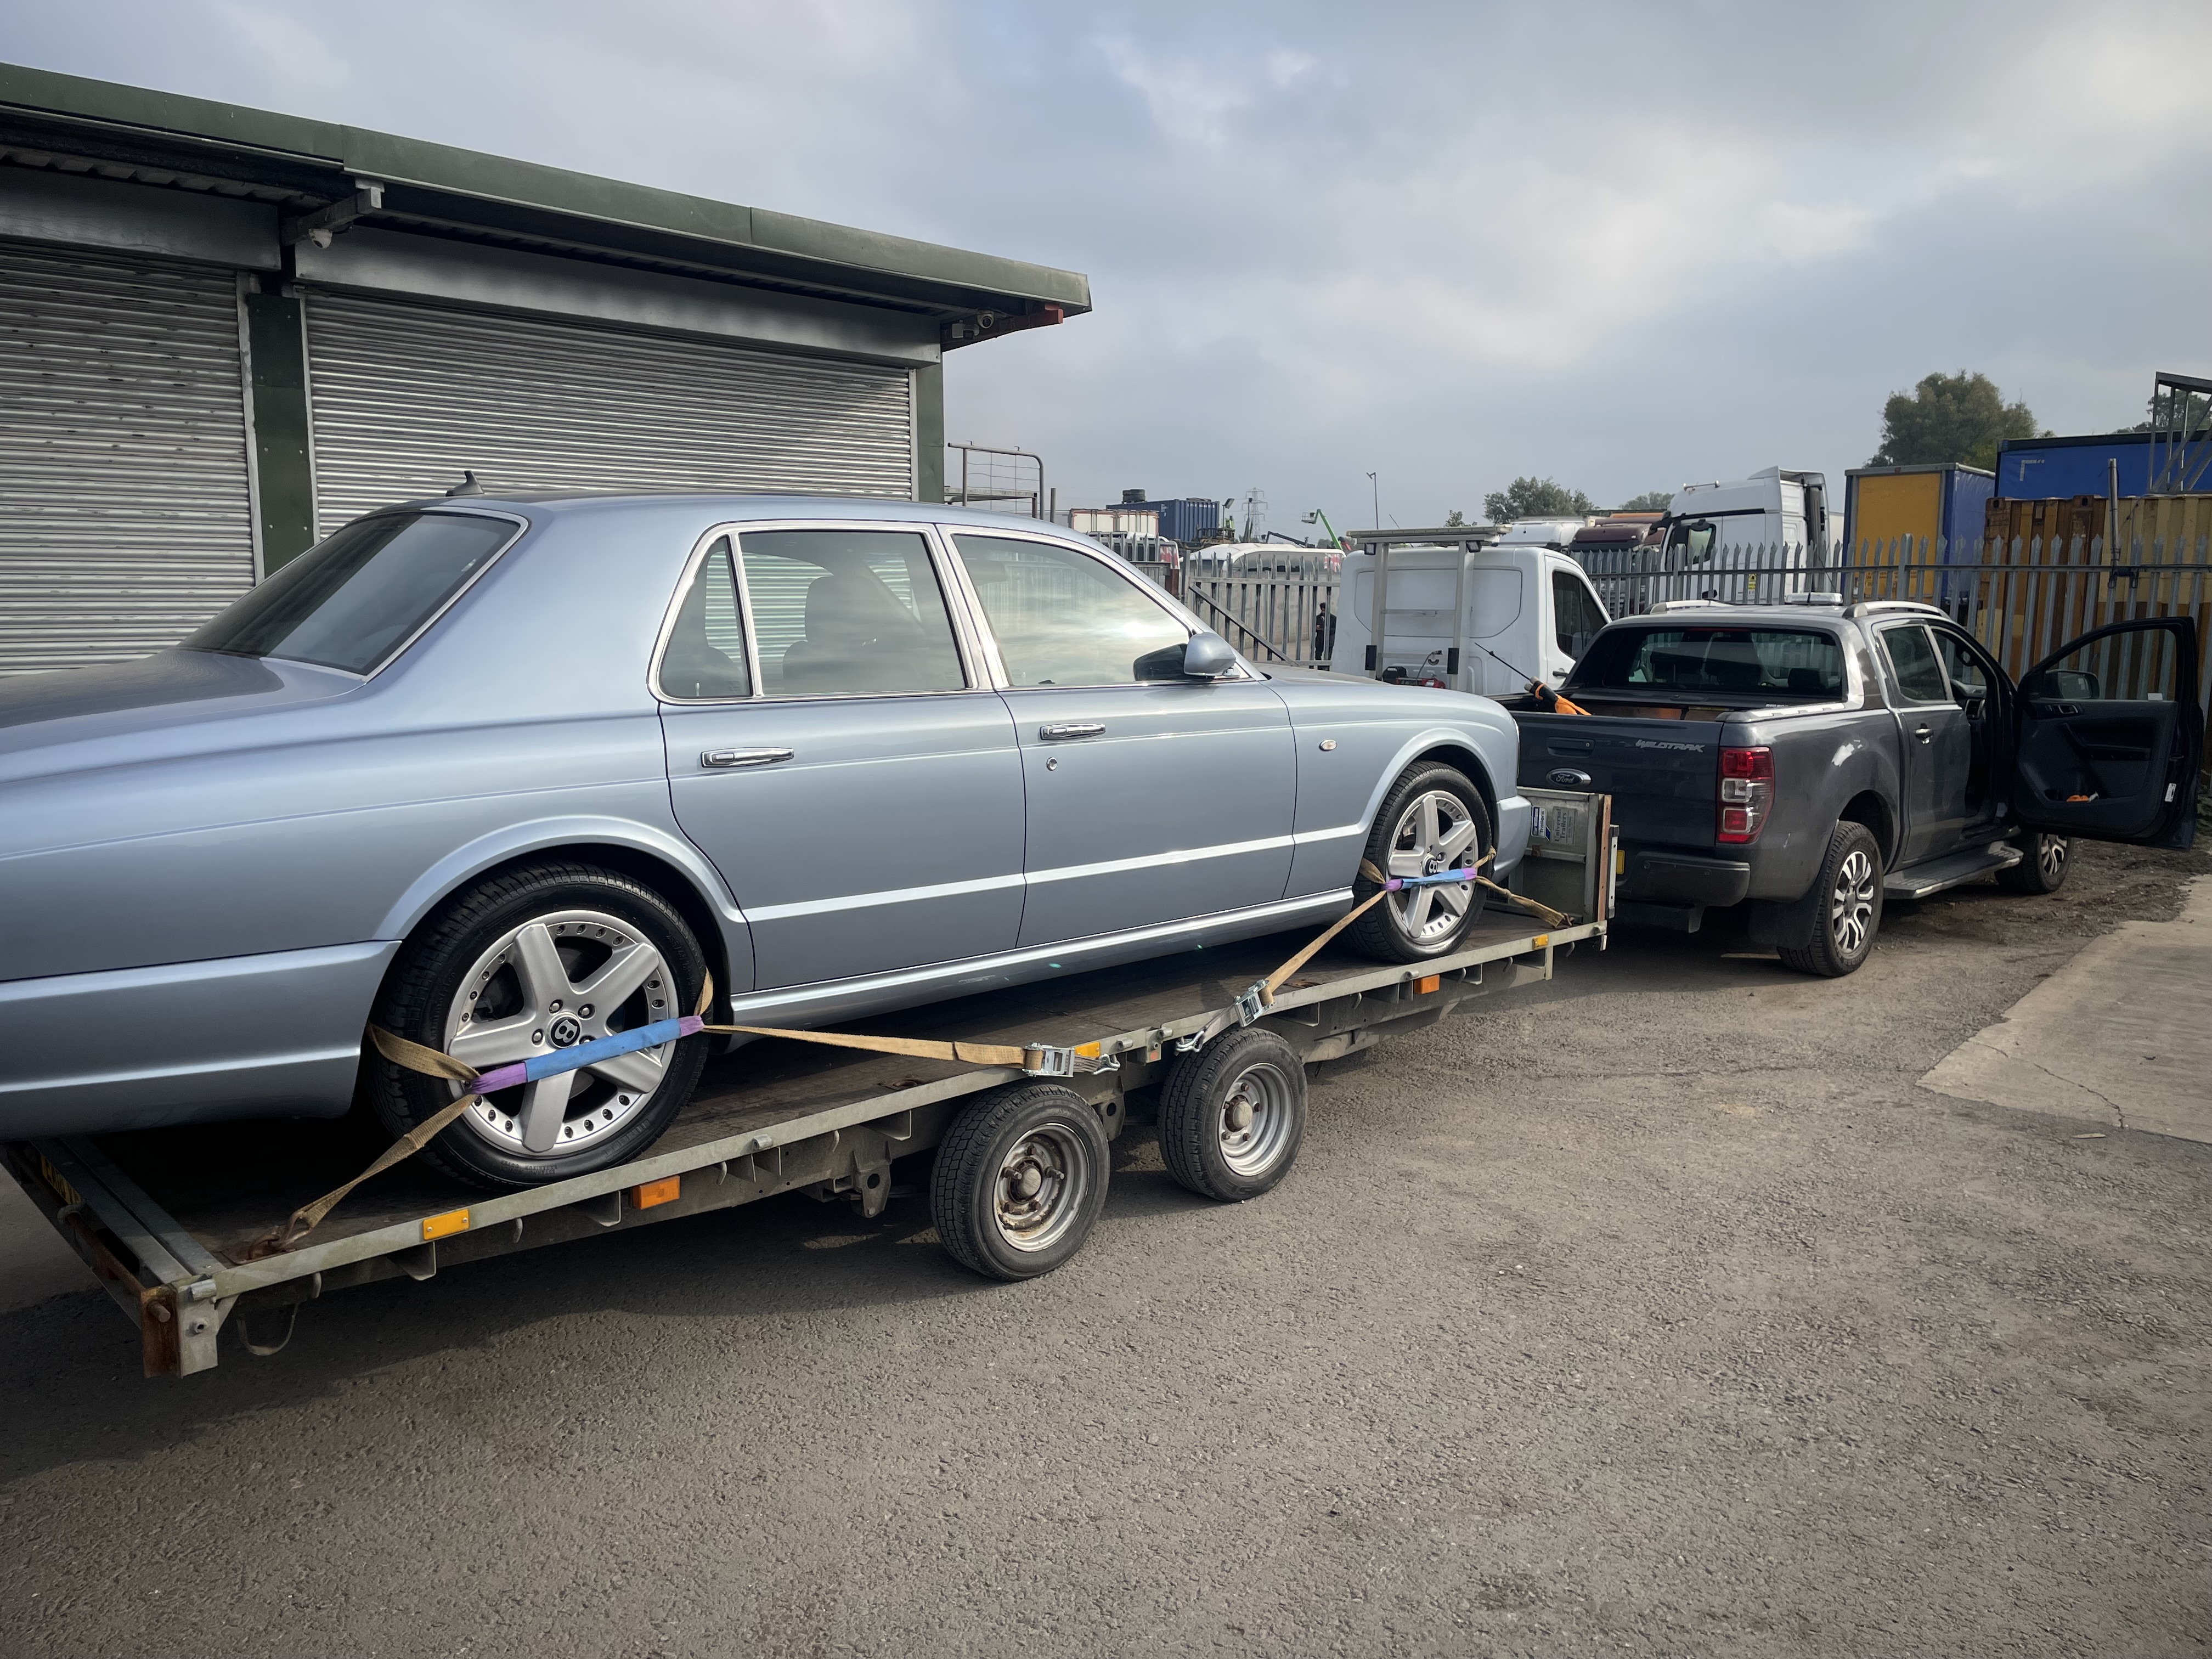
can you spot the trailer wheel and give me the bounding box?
[1159,1028,1307,1201]
[931,1083,1110,1280]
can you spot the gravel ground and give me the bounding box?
[2,842,2207,1658]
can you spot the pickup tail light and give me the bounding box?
[1717,746,1774,844]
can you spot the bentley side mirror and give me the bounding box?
[1180,631,1238,679]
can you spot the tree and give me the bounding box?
[2129,384,2210,433]
[1614,490,1674,512]
[1483,476,1596,523]
[1443,509,1467,528]
[1868,371,2041,471]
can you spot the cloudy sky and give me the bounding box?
[9,0,2209,534]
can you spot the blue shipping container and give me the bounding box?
[1994,431,2175,499]
[1124,496,1222,545]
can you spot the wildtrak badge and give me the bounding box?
[1633,739,1706,752]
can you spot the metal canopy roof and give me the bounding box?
[0,61,1091,334]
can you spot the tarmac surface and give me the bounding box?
[3,840,2208,1658]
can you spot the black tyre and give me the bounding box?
[1776,821,1883,979]
[370,860,710,1190]
[1345,761,1493,964]
[931,1083,1110,1280]
[1159,1028,1307,1202]
[1996,832,2070,894]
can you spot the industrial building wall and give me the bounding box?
[0,241,257,673]
[303,294,917,533]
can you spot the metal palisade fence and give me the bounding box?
[1169,550,1344,668]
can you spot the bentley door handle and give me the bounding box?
[701,748,794,768]
[1038,723,1106,741]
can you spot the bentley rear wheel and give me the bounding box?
[371,861,709,1190]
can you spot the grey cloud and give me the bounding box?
[8,0,2209,531]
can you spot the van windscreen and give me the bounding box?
[1571,627,1846,700]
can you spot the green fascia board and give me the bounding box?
[0,61,1091,313]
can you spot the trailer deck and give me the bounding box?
[7,792,1612,1377]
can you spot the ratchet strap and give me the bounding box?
[243,857,1572,1256]
[239,1029,487,1260]
[1180,849,1573,1052]
[238,980,1101,1257]
[690,973,1097,1076]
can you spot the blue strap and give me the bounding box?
[520,1017,689,1083]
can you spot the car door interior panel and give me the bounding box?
[2010,617,2201,848]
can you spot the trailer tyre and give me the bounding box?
[931,1083,1110,1280]
[1159,1028,1307,1201]
[1996,833,2069,894]
[1347,761,1493,964]
[1776,820,1883,978]
[370,860,711,1191]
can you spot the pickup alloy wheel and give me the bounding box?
[1996,833,2070,895]
[1777,821,1883,978]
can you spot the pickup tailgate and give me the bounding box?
[1516,713,1724,849]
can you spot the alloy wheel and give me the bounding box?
[2038,834,2069,883]
[1385,789,1483,944]
[1831,849,1877,957]
[441,909,680,1156]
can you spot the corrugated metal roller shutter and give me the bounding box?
[304,294,915,532]
[0,241,255,674]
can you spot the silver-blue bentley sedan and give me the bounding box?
[0,495,1532,1188]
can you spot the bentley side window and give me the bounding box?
[658,537,752,699]
[738,529,966,698]
[952,535,1190,686]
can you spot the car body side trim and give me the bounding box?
[739,825,1367,921]
[724,889,1353,1017]
[1023,830,1298,887]
[743,870,1026,922]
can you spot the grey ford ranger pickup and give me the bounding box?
[1513,601,2201,975]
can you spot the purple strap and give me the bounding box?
[1383,868,1480,892]
[469,1013,704,1096]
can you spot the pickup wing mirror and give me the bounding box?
[1180,631,1238,679]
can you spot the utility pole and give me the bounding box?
[1365,471,1379,531]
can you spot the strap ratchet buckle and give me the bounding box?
[1231,981,1271,1028]
[1022,1044,1077,1077]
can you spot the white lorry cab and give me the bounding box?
[1327,524,1611,697]
[1662,467,1831,561]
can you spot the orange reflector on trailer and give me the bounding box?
[1414,974,1441,995]
[422,1208,470,1240]
[1532,935,1549,949]
[630,1176,681,1210]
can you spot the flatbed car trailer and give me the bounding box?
[7,791,1612,1378]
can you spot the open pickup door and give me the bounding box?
[2010,617,2203,850]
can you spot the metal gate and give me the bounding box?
[303,294,917,533]
[0,241,254,674]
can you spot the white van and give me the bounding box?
[1327,528,1611,696]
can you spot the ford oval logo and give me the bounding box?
[1547,768,1592,788]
